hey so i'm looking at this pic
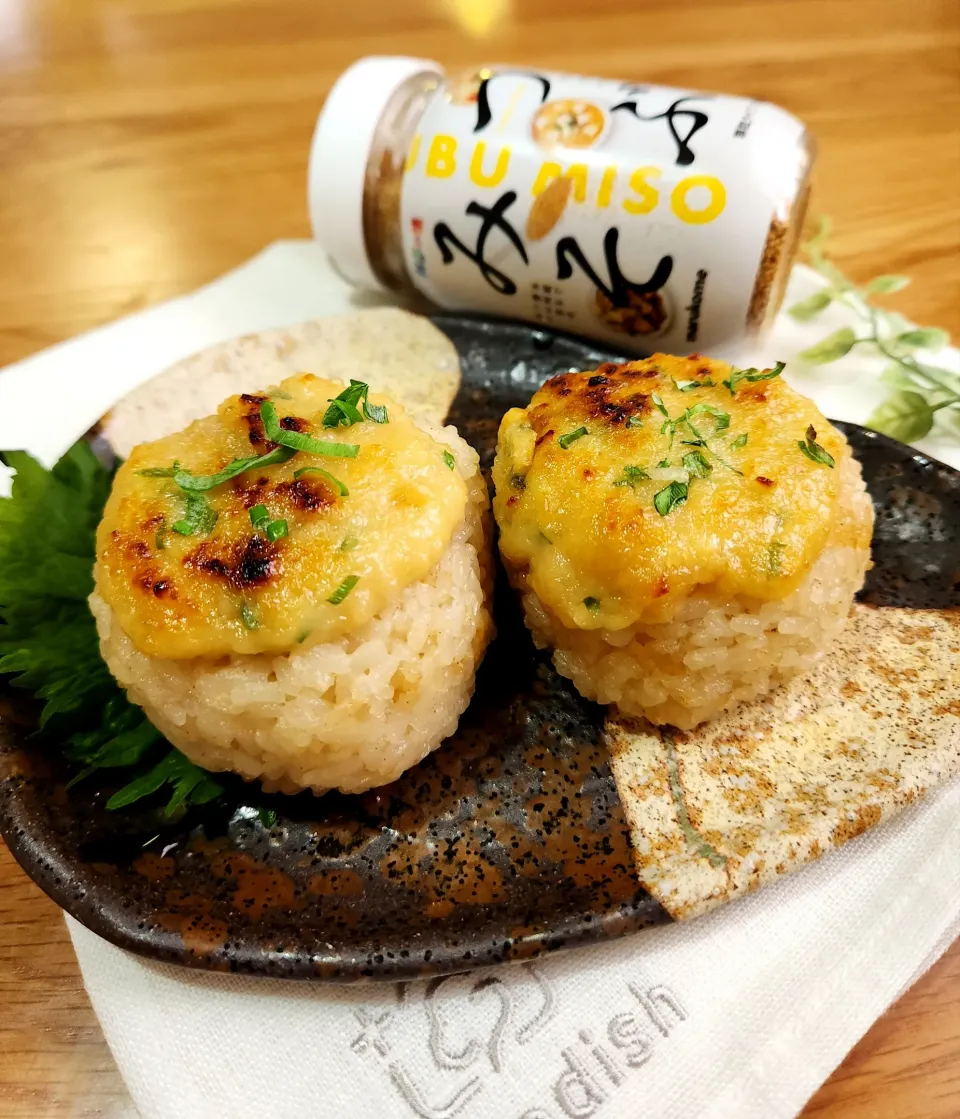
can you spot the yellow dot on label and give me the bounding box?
[670,175,726,224]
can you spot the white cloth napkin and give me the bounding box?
[1,242,958,1119]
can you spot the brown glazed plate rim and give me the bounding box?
[1,314,958,982]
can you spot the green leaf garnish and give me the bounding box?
[651,393,668,416]
[249,504,270,530]
[722,361,786,395]
[656,458,671,469]
[240,603,259,629]
[684,403,731,431]
[107,750,222,816]
[172,491,218,537]
[293,465,349,496]
[172,446,295,492]
[797,425,835,468]
[363,399,389,424]
[767,540,787,576]
[558,427,588,449]
[322,380,389,427]
[443,450,456,470]
[328,574,360,605]
[339,535,359,551]
[682,450,712,478]
[730,433,748,450]
[583,596,600,613]
[266,519,288,542]
[674,378,715,392]
[261,401,359,458]
[137,465,179,478]
[613,465,650,488]
[258,807,278,827]
[626,415,643,428]
[654,481,688,516]
[0,444,222,815]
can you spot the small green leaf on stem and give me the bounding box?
[866,275,910,294]
[788,290,833,321]
[895,327,949,352]
[798,327,857,365]
[867,391,935,443]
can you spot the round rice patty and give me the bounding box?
[90,431,493,795]
[516,452,873,729]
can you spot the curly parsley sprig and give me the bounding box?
[791,217,959,444]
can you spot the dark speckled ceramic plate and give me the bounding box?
[1,316,958,982]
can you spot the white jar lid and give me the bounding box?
[308,56,440,289]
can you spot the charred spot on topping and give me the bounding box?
[141,514,164,531]
[543,373,570,392]
[556,386,572,396]
[276,478,334,512]
[587,374,609,387]
[535,428,555,448]
[185,535,282,591]
[594,362,626,377]
[654,574,670,597]
[130,540,150,558]
[231,475,270,509]
[756,476,776,487]
[506,495,519,508]
[509,473,526,491]
[137,569,176,599]
[597,401,629,424]
[582,468,594,480]
[697,365,712,378]
[280,415,309,433]
[241,395,268,446]
[152,579,173,598]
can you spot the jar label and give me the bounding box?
[399,68,806,353]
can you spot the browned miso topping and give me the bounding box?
[95,373,467,659]
[492,354,869,631]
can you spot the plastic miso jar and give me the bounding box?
[308,56,814,354]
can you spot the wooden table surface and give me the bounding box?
[1,0,958,1115]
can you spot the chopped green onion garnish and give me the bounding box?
[583,596,600,613]
[654,481,688,516]
[295,629,310,644]
[651,393,668,416]
[443,450,456,470]
[723,360,786,395]
[173,446,295,492]
[249,504,270,530]
[339,535,359,551]
[266,519,288,542]
[293,465,349,496]
[730,433,748,450]
[240,603,259,629]
[626,415,643,429]
[327,574,360,605]
[797,425,835,468]
[558,426,588,449]
[261,401,359,458]
[656,458,670,469]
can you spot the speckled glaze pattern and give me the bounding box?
[1,317,957,981]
